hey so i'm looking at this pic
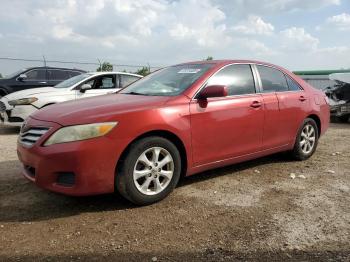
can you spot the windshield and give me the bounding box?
[54,73,92,88]
[5,68,28,79]
[120,64,214,96]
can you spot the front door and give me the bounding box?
[76,74,118,99]
[11,68,48,92]
[190,64,264,166]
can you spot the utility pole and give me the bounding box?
[43,55,47,67]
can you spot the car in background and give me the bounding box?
[16,60,329,205]
[325,73,350,122]
[0,71,142,126]
[0,67,86,97]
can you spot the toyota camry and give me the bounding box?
[17,60,330,205]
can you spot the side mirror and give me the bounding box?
[197,85,228,99]
[18,74,27,81]
[80,84,92,93]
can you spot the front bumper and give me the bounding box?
[17,117,121,196]
[0,104,37,127]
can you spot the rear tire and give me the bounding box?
[116,136,181,205]
[291,118,319,161]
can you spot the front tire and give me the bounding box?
[116,136,181,205]
[291,118,319,160]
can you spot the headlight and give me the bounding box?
[8,97,38,106]
[44,122,117,146]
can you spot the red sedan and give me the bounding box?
[17,60,330,205]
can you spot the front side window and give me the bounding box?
[25,69,47,81]
[206,64,256,96]
[69,71,82,77]
[82,75,115,89]
[120,64,214,96]
[257,65,288,92]
[99,76,115,89]
[120,75,141,88]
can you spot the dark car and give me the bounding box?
[0,67,86,97]
[325,73,350,122]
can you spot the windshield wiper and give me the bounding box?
[124,91,147,95]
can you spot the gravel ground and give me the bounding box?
[0,124,349,261]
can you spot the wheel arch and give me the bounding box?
[116,129,188,179]
[306,114,321,137]
[0,87,8,97]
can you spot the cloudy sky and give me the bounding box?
[0,0,350,75]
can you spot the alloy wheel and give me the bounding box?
[133,147,174,195]
[300,124,316,154]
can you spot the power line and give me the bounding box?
[0,57,164,69]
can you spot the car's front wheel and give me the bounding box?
[291,118,319,160]
[116,136,181,205]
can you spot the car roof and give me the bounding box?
[85,71,143,78]
[25,66,86,72]
[177,59,283,69]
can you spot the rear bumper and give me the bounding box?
[330,104,350,117]
[17,117,122,196]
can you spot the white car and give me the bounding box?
[0,71,142,126]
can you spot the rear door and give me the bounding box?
[47,69,71,86]
[255,65,307,149]
[190,64,264,166]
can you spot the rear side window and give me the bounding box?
[69,71,82,77]
[120,75,141,88]
[206,64,256,96]
[257,65,288,92]
[48,70,70,81]
[26,69,47,81]
[286,75,302,91]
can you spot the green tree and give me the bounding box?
[96,62,113,72]
[205,56,213,61]
[135,66,151,76]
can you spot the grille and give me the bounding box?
[19,127,50,147]
[0,101,6,112]
[56,172,75,187]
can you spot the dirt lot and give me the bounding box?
[0,124,349,261]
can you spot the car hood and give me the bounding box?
[4,87,66,101]
[31,94,170,126]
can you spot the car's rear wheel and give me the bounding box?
[116,136,181,205]
[291,118,319,160]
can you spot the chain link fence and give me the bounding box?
[0,57,165,77]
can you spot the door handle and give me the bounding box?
[299,96,307,102]
[250,101,262,108]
